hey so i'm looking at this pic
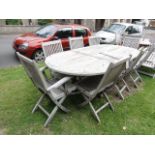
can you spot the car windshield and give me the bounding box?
[35,25,57,38]
[103,24,126,34]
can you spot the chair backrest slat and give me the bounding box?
[95,58,128,96]
[17,53,47,92]
[88,36,101,46]
[69,37,84,50]
[122,36,141,49]
[145,51,155,65]
[136,43,155,68]
[42,40,63,58]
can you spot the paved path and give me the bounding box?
[0,34,20,68]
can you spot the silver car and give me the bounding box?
[95,22,144,44]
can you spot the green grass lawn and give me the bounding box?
[0,65,155,135]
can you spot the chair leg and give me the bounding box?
[44,106,59,127]
[134,69,143,82]
[114,84,125,100]
[32,94,69,127]
[53,97,70,113]
[43,96,70,126]
[89,101,101,123]
[78,94,89,107]
[104,92,114,111]
[114,77,131,100]
[129,69,143,88]
[122,78,130,92]
[32,94,45,113]
[89,92,114,123]
[79,100,89,107]
[129,74,138,88]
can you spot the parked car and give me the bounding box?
[13,24,91,61]
[95,22,144,45]
[132,19,150,27]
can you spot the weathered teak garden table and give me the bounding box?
[45,44,140,76]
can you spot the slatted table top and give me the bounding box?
[45,44,140,76]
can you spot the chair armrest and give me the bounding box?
[47,77,71,91]
[39,66,48,72]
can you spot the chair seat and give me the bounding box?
[49,88,66,100]
[65,83,77,93]
[77,76,102,96]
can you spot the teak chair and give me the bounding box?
[114,48,146,100]
[17,52,72,127]
[116,46,152,98]
[76,57,128,122]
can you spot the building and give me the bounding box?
[0,19,132,32]
[56,19,132,31]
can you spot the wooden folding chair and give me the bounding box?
[17,52,73,127]
[69,37,84,50]
[114,48,146,99]
[120,46,152,91]
[88,36,101,46]
[76,57,128,122]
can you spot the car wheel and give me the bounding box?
[32,49,45,62]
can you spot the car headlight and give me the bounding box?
[18,43,29,50]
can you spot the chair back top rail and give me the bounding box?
[42,40,63,58]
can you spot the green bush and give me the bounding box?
[38,19,53,25]
[6,19,22,25]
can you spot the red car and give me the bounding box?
[13,24,92,61]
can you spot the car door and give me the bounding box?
[54,28,73,50]
[124,25,143,37]
[74,28,89,46]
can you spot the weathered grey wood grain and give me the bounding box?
[45,45,140,76]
